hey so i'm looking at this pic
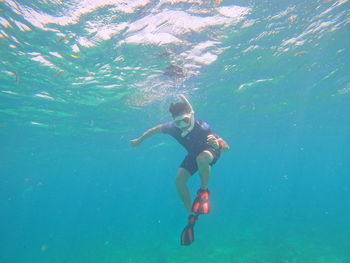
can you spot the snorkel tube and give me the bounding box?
[178,94,195,137]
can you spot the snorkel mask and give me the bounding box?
[173,95,195,137]
[174,113,193,129]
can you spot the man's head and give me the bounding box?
[169,95,195,137]
[169,102,191,119]
[169,102,194,131]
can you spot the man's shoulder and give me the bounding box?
[161,121,177,134]
[196,119,211,130]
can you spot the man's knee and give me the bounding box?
[196,151,214,165]
[175,169,190,186]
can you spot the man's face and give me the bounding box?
[173,112,191,129]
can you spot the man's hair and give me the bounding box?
[169,102,190,118]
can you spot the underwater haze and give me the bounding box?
[1,0,350,262]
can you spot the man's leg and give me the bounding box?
[196,150,214,190]
[174,168,192,214]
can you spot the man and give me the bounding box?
[130,94,229,245]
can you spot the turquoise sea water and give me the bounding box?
[1,0,350,262]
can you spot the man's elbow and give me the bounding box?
[151,125,162,134]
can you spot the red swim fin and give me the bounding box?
[192,188,210,214]
[180,214,198,246]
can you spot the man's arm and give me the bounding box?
[130,125,163,147]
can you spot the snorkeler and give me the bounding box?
[130,95,229,245]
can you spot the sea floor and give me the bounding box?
[9,224,349,263]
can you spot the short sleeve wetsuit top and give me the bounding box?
[161,119,221,175]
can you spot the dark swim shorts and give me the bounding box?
[180,147,221,175]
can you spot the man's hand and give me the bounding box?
[206,134,220,150]
[130,138,142,147]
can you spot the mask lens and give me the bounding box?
[174,115,191,127]
[181,116,190,124]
